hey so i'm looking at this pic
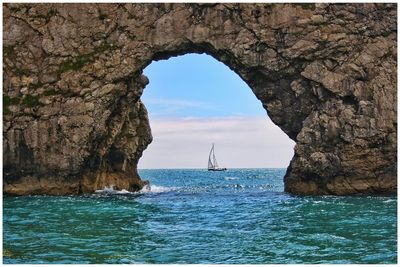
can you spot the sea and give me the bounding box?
[3,168,397,264]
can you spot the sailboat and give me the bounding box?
[207,144,227,171]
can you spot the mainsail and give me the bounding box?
[208,144,214,169]
[212,148,219,168]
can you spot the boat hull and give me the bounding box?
[208,168,227,171]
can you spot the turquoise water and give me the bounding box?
[3,169,397,264]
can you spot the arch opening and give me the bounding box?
[137,52,295,171]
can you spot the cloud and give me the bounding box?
[138,116,295,169]
[143,98,215,116]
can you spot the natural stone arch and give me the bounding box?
[3,3,396,195]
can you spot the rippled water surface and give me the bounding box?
[3,169,397,264]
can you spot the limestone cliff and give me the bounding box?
[3,3,397,195]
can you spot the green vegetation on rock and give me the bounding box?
[3,90,56,115]
[43,89,57,96]
[57,42,115,75]
[58,53,96,74]
[3,96,20,115]
[4,46,15,58]
[99,13,108,20]
[3,95,21,106]
[29,82,44,90]
[22,94,40,108]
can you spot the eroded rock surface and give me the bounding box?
[3,3,397,195]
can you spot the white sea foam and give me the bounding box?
[383,199,396,203]
[139,184,175,193]
[116,189,131,194]
[94,186,134,195]
[94,184,175,195]
[224,177,239,180]
[94,185,116,193]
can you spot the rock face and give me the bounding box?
[3,3,397,195]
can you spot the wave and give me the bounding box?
[383,199,396,203]
[94,182,276,195]
[224,177,239,180]
[94,184,175,195]
[139,184,175,193]
[94,186,133,195]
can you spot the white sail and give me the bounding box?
[212,149,219,168]
[208,144,214,169]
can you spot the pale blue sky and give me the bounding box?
[141,53,265,118]
[139,53,295,169]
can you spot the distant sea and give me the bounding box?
[3,168,397,264]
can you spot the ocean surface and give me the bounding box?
[3,168,397,264]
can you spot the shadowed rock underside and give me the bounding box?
[3,3,397,195]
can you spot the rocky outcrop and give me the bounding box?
[3,3,397,195]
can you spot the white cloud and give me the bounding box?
[138,116,295,169]
[143,98,215,116]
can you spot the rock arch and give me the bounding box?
[3,3,396,195]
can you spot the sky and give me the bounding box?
[138,53,295,169]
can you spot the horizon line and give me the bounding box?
[138,167,288,170]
